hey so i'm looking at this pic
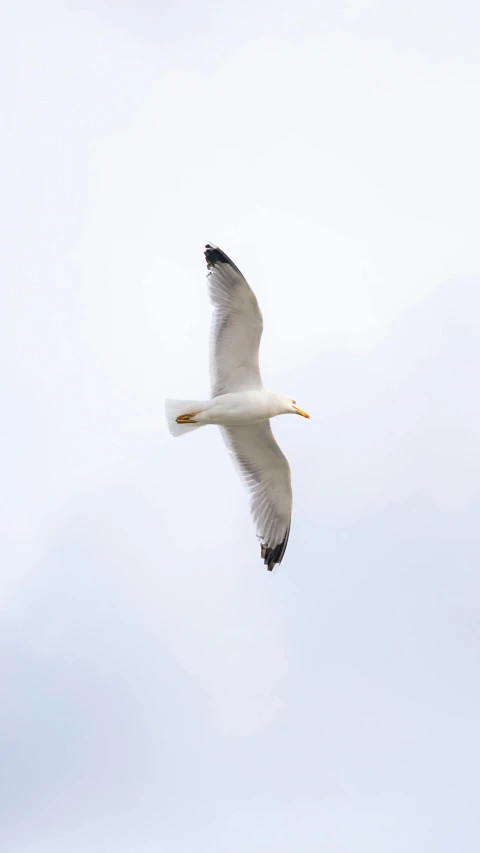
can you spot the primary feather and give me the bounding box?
[221,422,292,571]
[206,244,264,397]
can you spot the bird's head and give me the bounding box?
[282,396,310,418]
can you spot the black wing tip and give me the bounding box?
[261,526,291,572]
[204,243,241,273]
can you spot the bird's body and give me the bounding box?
[179,390,293,427]
[165,243,309,571]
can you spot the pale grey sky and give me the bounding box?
[1,1,480,851]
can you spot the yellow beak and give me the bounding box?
[293,406,310,419]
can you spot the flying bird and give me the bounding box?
[165,243,310,571]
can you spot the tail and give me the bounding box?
[165,399,208,437]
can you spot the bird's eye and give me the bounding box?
[292,400,296,405]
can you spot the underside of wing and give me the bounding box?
[221,422,292,571]
[205,243,264,397]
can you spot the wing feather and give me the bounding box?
[221,422,292,571]
[205,243,264,397]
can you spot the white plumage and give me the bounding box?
[165,243,310,571]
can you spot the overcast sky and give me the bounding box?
[2,1,480,851]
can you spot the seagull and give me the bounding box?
[165,243,310,571]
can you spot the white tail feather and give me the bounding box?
[165,399,207,437]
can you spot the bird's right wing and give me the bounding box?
[205,243,264,397]
[221,421,292,571]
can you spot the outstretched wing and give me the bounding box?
[205,243,264,397]
[221,422,292,571]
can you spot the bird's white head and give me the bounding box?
[281,396,310,418]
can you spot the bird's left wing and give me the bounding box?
[205,243,264,397]
[221,422,292,571]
